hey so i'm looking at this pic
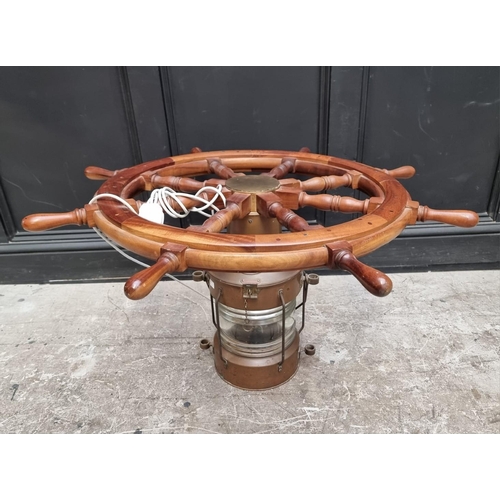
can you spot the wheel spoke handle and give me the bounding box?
[327,243,393,297]
[417,206,478,227]
[378,165,416,179]
[22,208,89,231]
[84,166,116,180]
[124,251,182,300]
[21,199,141,232]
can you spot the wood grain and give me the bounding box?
[22,208,88,232]
[268,204,312,232]
[208,159,240,179]
[379,166,416,179]
[84,166,115,180]
[300,174,352,191]
[21,150,480,284]
[326,243,393,297]
[124,252,180,300]
[299,193,369,214]
[417,206,479,227]
[262,158,296,179]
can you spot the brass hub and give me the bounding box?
[226,175,280,193]
[226,176,281,234]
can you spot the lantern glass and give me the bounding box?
[219,299,297,357]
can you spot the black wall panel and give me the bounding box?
[0,66,498,284]
[126,66,171,162]
[0,67,136,231]
[164,66,322,153]
[362,66,499,213]
[328,66,365,159]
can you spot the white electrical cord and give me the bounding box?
[89,193,138,213]
[146,185,226,218]
[89,192,210,301]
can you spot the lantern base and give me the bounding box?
[213,332,300,390]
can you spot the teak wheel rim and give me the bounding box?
[22,148,479,300]
[91,149,413,273]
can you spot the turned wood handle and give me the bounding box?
[22,208,87,232]
[263,159,295,179]
[208,159,238,179]
[417,206,479,227]
[84,166,115,180]
[190,193,250,233]
[124,253,180,300]
[269,203,311,232]
[197,204,242,233]
[299,193,368,213]
[151,175,204,192]
[301,174,352,191]
[381,166,416,179]
[333,249,393,297]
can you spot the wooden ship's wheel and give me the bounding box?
[22,148,478,389]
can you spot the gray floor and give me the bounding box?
[0,270,499,434]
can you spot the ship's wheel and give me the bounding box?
[22,148,478,300]
[22,148,479,389]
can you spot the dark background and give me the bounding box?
[0,66,498,284]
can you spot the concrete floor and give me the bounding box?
[0,270,499,434]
